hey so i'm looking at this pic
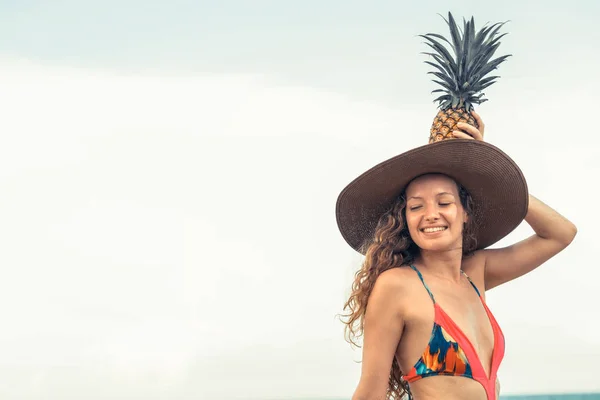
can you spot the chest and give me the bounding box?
[433,287,496,354]
[403,281,497,371]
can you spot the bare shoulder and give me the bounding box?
[374,266,418,292]
[370,266,419,315]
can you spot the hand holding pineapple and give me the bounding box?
[451,110,485,141]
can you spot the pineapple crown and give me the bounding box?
[420,12,511,112]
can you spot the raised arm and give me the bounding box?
[451,112,578,290]
[351,271,406,400]
[482,194,577,290]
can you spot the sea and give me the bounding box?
[500,396,600,400]
[299,396,600,400]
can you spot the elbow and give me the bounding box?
[559,222,578,247]
[569,223,578,241]
[566,222,578,244]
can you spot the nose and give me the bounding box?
[423,204,440,221]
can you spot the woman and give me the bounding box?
[335,112,577,400]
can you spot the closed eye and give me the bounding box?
[409,203,452,210]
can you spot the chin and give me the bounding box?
[415,238,459,252]
[419,244,449,252]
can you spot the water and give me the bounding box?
[301,395,600,400]
[501,395,600,400]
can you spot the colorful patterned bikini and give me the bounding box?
[402,265,505,400]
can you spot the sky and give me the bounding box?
[0,1,599,399]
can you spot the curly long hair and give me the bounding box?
[340,179,478,400]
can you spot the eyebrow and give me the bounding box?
[407,192,455,200]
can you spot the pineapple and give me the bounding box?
[421,12,511,143]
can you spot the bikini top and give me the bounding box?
[402,265,505,400]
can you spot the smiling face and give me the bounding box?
[404,174,468,252]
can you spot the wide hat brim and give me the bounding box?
[336,139,529,254]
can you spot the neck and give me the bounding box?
[414,248,463,283]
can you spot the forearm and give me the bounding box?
[525,194,577,245]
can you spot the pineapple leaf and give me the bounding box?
[436,12,450,28]
[447,13,463,74]
[421,36,457,65]
[469,17,476,43]
[427,71,456,89]
[471,23,493,48]
[459,18,474,84]
[473,80,498,92]
[469,41,500,69]
[422,52,457,80]
[486,32,509,48]
[467,42,503,79]
[468,23,499,63]
[422,42,459,78]
[422,33,452,46]
[432,79,454,91]
[475,34,508,66]
[485,21,509,43]
[424,61,451,77]
[476,55,511,79]
[433,94,451,103]
[476,75,500,86]
[467,27,509,76]
[465,17,477,67]
[424,13,511,107]
[448,13,463,47]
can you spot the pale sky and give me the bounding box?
[0,1,599,399]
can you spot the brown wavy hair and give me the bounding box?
[340,178,478,400]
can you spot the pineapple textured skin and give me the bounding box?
[429,108,478,143]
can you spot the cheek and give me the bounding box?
[406,214,421,236]
[445,208,461,222]
[442,210,461,231]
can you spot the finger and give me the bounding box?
[452,131,475,140]
[470,110,485,134]
[456,122,483,141]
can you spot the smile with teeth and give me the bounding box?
[421,226,448,233]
